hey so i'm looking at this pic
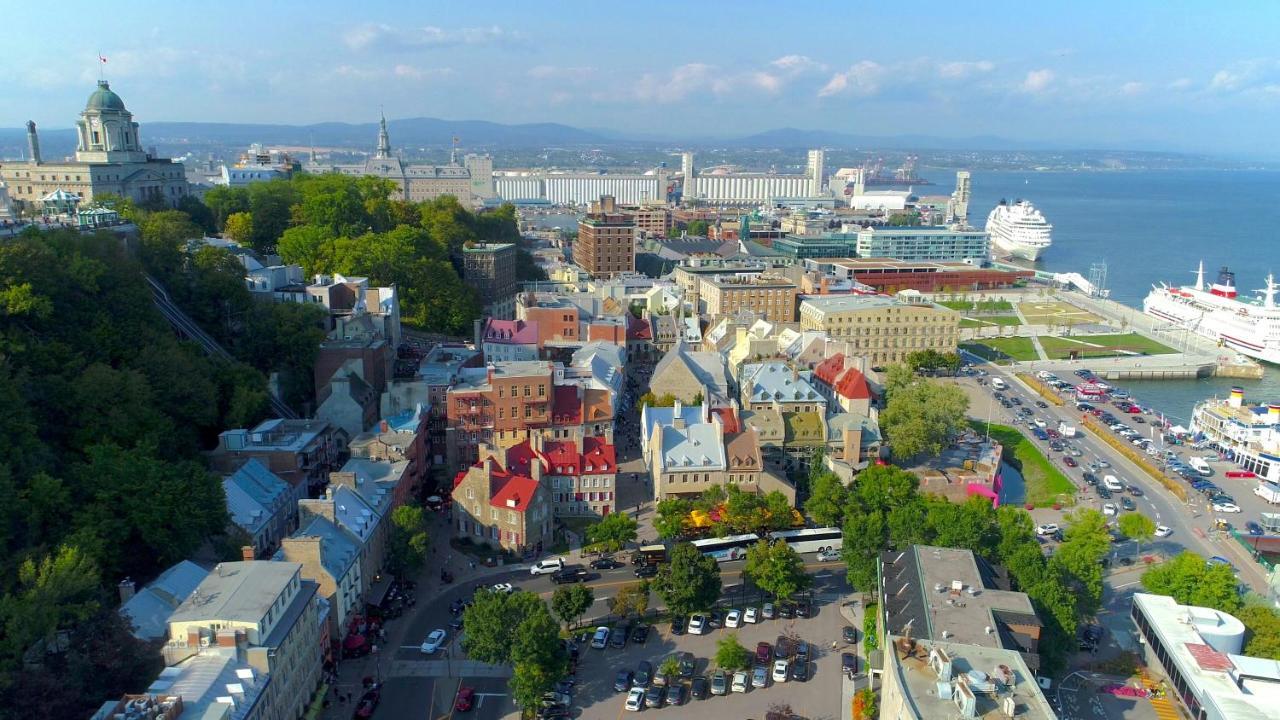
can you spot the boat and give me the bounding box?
[1143,262,1280,365]
[1189,387,1280,483]
[984,200,1052,261]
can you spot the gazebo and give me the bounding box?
[76,206,120,229]
[39,188,82,218]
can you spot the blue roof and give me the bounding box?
[384,403,428,433]
[120,560,210,641]
[296,516,360,581]
[223,460,289,535]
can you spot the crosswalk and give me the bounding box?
[1139,669,1182,720]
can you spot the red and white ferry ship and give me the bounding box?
[1143,262,1280,365]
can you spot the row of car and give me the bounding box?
[620,639,817,711]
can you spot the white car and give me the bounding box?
[688,613,707,635]
[1102,503,1117,517]
[762,602,776,619]
[1034,419,1048,429]
[731,670,750,693]
[491,582,514,594]
[1212,502,1242,514]
[530,558,565,576]
[591,626,610,649]
[772,659,790,682]
[743,606,759,624]
[420,629,447,654]
[1154,525,1173,538]
[625,687,645,711]
[725,609,742,628]
[1035,523,1059,537]
[816,549,841,562]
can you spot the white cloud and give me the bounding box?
[1209,69,1243,91]
[751,72,782,93]
[344,23,521,51]
[770,55,827,74]
[527,65,595,82]
[1168,77,1194,91]
[1021,69,1055,93]
[818,61,885,98]
[393,65,454,80]
[937,60,995,79]
[632,63,727,103]
[1119,81,1144,96]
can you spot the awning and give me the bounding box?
[343,633,367,651]
[367,577,394,608]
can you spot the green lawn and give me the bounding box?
[960,337,1040,362]
[974,421,1076,507]
[1039,332,1176,359]
[959,315,1023,329]
[940,299,1015,312]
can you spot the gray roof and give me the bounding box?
[652,342,731,398]
[224,460,289,536]
[295,516,360,581]
[740,362,822,403]
[120,560,210,641]
[169,562,301,626]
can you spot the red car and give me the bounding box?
[1126,405,1142,414]
[1063,457,1078,468]
[756,642,773,665]
[1046,429,1060,439]
[454,686,475,712]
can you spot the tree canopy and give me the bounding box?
[744,539,812,601]
[1142,552,1242,613]
[584,512,638,554]
[879,375,969,460]
[653,542,722,617]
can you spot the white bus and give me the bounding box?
[768,527,844,554]
[690,534,760,562]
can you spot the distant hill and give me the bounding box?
[726,127,1051,151]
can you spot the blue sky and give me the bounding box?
[3,0,1279,154]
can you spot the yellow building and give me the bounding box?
[798,294,958,366]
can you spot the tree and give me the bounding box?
[1051,508,1112,617]
[841,509,887,591]
[551,584,594,630]
[385,505,430,578]
[654,498,693,540]
[137,210,201,279]
[850,464,920,514]
[203,185,251,230]
[925,496,998,556]
[653,542,722,617]
[744,539,812,601]
[1238,603,1280,659]
[515,248,548,282]
[686,219,710,237]
[723,486,768,534]
[609,581,650,618]
[1117,512,1156,559]
[658,655,681,681]
[853,688,878,720]
[584,512,638,553]
[715,633,750,670]
[761,491,796,531]
[879,379,969,460]
[1142,552,1242,613]
[805,471,849,527]
[223,212,254,245]
[246,180,298,251]
[882,363,916,400]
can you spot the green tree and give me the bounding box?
[516,248,549,282]
[203,185,251,230]
[223,212,254,245]
[653,542,722,617]
[584,512,638,553]
[137,210,202,279]
[850,464,920,514]
[880,379,969,460]
[925,496,998,556]
[715,633,751,670]
[804,471,848,527]
[658,655,681,681]
[385,505,431,578]
[176,195,216,234]
[841,509,887,591]
[723,486,768,534]
[1117,512,1156,559]
[654,498,693,539]
[744,539,812,601]
[246,180,298,251]
[1142,552,1242,613]
[1238,603,1280,659]
[882,363,916,400]
[1050,508,1112,616]
[686,219,710,237]
[276,224,335,276]
[550,584,594,629]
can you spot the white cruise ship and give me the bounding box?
[985,200,1052,261]
[1143,262,1280,365]
[1189,387,1280,482]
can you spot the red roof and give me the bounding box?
[1186,642,1234,672]
[835,367,871,400]
[551,385,583,424]
[626,314,653,341]
[504,440,547,477]
[452,470,468,489]
[813,353,846,386]
[581,437,616,475]
[711,407,740,434]
[482,318,538,345]
[543,440,579,474]
[490,472,539,512]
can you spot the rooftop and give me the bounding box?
[889,640,1057,720]
[219,419,329,453]
[783,411,825,444]
[418,344,482,385]
[741,362,823,404]
[800,294,906,314]
[463,242,516,253]
[120,561,210,641]
[147,650,265,720]
[169,562,300,626]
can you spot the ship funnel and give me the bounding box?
[1228,387,1244,408]
[1269,404,1280,425]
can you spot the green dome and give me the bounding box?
[85,81,126,111]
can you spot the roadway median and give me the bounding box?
[1016,373,1065,406]
[1080,415,1187,502]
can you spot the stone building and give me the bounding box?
[1,81,190,213]
[798,294,959,366]
[462,243,517,317]
[452,445,554,553]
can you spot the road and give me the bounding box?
[959,354,1269,594]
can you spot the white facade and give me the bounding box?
[693,174,811,204]
[806,149,825,196]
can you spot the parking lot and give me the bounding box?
[560,570,857,720]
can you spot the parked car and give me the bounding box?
[842,653,857,678]
[1102,503,1117,516]
[731,670,750,693]
[688,613,707,635]
[590,556,622,570]
[691,675,709,700]
[842,626,857,644]
[635,661,653,687]
[643,684,664,709]
[755,641,773,665]
[420,629,447,654]
[630,624,650,644]
[624,688,645,712]
[454,686,475,712]
[772,658,791,682]
[1036,523,1060,536]
[614,670,634,692]
[610,624,629,648]
[1212,502,1242,514]
[665,683,686,706]
[1154,525,1173,538]
[677,651,696,678]
[752,665,769,688]
[1246,521,1265,536]
[743,606,759,624]
[634,564,658,579]
[710,669,728,696]
[762,602,776,619]
[591,626,610,649]
[669,615,687,635]
[791,658,809,681]
[530,558,565,576]
[725,609,742,628]
[816,548,842,562]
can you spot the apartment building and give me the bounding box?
[737,361,827,414]
[462,242,518,317]
[211,419,342,499]
[698,273,799,322]
[445,361,555,469]
[628,204,671,238]
[798,294,959,366]
[574,195,636,277]
[223,460,296,559]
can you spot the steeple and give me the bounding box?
[375,112,391,160]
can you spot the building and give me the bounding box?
[307,115,482,205]
[1190,388,1280,483]
[1,82,190,213]
[1130,592,1277,720]
[681,150,822,204]
[947,170,972,226]
[164,562,321,720]
[804,257,1032,293]
[812,353,872,416]
[908,431,1005,506]
[699,273,799,322]
[89,693,183,720]
[445,360,556,469]
[118,561,211,642]
[315,361,380,439]
[878,639,1057,720]
[305,274,401,348]
[879,546,1045,671]
[575,195,636,277]
[452,445,554,553]
[495,169,671,206]
[348,405,430,507]
[462,243,518,316]
[628,204,671,238]
[498,434,618,518]
[211,419,343,499]
[314,313,393,400]
[478,318,539,362]
[223,460,296,559]
[772,232,861,260]
[650,342,733,404]
[278,516,362,642]
[397,344,482,464]
[855,226,990,265]
[738,362,826,414]
[799,295,959,366]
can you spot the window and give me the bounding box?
[538,384,546,397]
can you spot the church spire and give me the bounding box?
[375,111,391,159]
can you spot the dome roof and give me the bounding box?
[85,81,126,112]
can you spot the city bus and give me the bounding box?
[690,533,761,562]
[767,527,844,554]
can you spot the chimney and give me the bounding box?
[1270,404,1280,425]
[530,456,543,483]
[329,471,358,491]
[486,363,496,384]
[118,577,137,603]
[241,546,256,562]
[1229,386,1244,408]
[380,420,390,433]
[531,432,544,453]
[298,498,336,524]
[26,120,41,165]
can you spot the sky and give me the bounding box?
[3,0,1280,155]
